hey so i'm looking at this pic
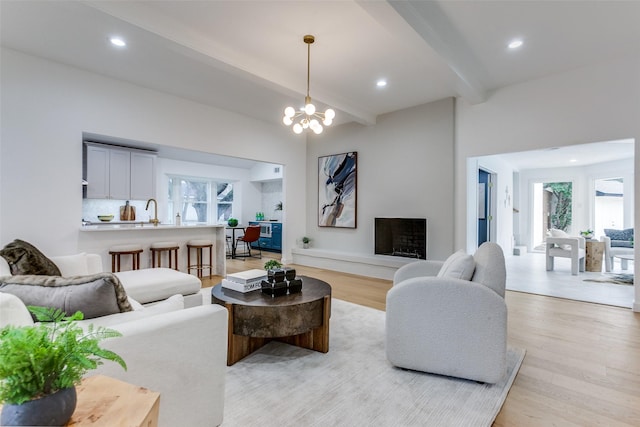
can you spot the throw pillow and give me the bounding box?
[604,228,634,247]
[437,250,475,281]
[549,229,572,250]
[0,291,35,328]
[49,253,89,277]
[0,273,132,320]
[0,239,61,276]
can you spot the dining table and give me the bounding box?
[226,225,246,259]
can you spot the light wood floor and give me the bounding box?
[203,254,640,426]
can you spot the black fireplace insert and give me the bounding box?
[374,218,427,259]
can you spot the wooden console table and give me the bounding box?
[67,375,160,426]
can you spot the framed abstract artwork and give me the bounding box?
[318,152,357,228]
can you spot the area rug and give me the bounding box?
[223,299,525,426]
[584,273,634,285]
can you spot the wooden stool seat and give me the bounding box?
[109,244,143,272]
[187,239,213,279]
[150,241,179,270]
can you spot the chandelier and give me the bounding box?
[283,35,335,134]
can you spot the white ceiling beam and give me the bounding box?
[387,0,488,104]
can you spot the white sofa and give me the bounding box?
[47,253,204,307]
[0,255,229,426]
[385,242,507,384]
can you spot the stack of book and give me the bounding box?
[221,269,268,293]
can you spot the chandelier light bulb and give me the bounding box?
[310,119,319,129]
[283,116,293,126]
[284,106,296,118]
[304,102,316,115]
[313,125,323,135]
[323,118,333,126]
[293,123,303,134]
[325,108,335,120]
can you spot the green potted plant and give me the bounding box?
[302,237,311,249]
[0,306,127,426]
[227,217,239,227]
[264,259,282,271]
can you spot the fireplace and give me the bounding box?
[374,218,427,259]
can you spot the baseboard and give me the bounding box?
[291,248,418,280]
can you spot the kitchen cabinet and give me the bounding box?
[85,143,155,200]
[249,221,282,252]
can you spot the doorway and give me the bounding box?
[532,181,573,250]
[478,169,492,246]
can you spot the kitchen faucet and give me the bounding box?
[145,198,160,226]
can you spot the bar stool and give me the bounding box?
[150,241,180,270]
[108,244,143,272]
[187,239,213,278]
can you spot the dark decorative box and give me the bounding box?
[262,269,303,297]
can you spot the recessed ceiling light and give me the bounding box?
[508,39,523,49]
[376,79,387,88]
[569,159,577,163]
[110,37,126,47]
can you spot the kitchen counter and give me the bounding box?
[81,222,224,232]
[78,223,226,275]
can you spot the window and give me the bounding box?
[594,177,624,237]
[168,176,234,224]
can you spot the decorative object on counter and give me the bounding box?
[0,306,126,426]
[227,218,238,227]
[175,213,181,226]
[222,269,267,293]
[120,201,135,221]
[98,214,114,222]
[261,267,302,297]
[302,236,311,249]
[255,212,264,221]
[580,229,594,239]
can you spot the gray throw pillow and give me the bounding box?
[0,239,61,276]
[0,273,133,320]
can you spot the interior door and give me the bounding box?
[478,169,491,245]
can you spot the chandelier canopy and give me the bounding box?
[283,35,335,135]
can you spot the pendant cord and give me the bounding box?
[306,42,311,98]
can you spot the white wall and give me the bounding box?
[306,98,455,261]
[0,48,305,263]
[455,57,640,310]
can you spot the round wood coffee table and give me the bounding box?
[211,276,331,365]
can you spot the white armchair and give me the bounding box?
[385,242,507,384]
[545,232,585,275]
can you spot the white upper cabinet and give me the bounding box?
[130,151,156,200]
[84,143,156,200]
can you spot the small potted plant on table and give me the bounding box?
[0,306,126,426]
[302,237,311,249]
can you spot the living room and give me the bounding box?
[1,1,639,426]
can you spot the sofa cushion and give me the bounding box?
[0,273,133,320]
[437,250,475,281]
[0,239,61,276]
[0,291,34,328]
[50,253,90,277]
[115,268,201,304]
[77,294,184,328]
[549,228,572,250]
[604,228,634,247]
